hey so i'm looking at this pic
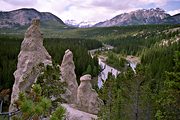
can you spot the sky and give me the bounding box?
[0,0,180,23]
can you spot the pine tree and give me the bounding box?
[155,51,180,120]
[12,84,52,120]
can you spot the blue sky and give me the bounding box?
[0,0,180,23]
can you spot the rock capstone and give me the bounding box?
[9,19,52,112]
[60,49,78,104]
[77,74,103,115]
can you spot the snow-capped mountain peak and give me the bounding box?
[65,20,97,28]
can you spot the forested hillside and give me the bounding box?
[0,24,179,119]
[0,36,102,90]
[97,26,180,120]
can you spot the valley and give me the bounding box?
[0,8,179,120]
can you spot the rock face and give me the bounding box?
[60,49,78,104]
[77,74,103,115]
[62,104,97,120]
[9,19,52,112]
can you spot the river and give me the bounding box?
[89,45,140,88]
[98,58,120,88]
[97,58,139,88]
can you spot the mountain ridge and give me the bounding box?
[94,8,180,27]
[0,8,66,28]
[0,8,179,29]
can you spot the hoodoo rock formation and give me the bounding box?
[8,19,102,119]
[60,51,102,119]
[77,74,103,115]
[60,49,78,104]
[9,19,52,112]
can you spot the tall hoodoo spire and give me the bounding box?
[9,19,52,112]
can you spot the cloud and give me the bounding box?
[51,0,142,22]
[59,5,112,22]
[90,0,168,10]
[91,0,133,10]
[138,0,167,5]
[3,0,37,6]
[0,0,179,22]
[167,9,180,15]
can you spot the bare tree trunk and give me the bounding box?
[146,100,151,120]
[107,89,112,120]
[135,86,139,120]
[135,79,143,120]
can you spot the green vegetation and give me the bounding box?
[104,25,179,55]
[99,49,180,119]
[98,66,147,120]
[12,64,66,120]
[106,52,127,70]
[155,51,180,120]
[12,84,66,120]
[0,20,75,38]
[44,38,101,82]
[0,36,21,89]
[0,24,179,119]
[58,25,179,39]
[97,25,179,119]
[50,106,66,120]
[12,84,52,120]
[36,65,66,103]
[0,36,102,90]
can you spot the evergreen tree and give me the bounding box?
[36,64,66,104]
[84,64,92,75]
[155,51,180,120]
[12,84,52,120]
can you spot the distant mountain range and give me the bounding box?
[94,8,180,27]
[0,8,66,28]
[65,20,97,28]
[0,8,179,29]
[161,13,180,24]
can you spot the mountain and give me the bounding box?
[161,13,180,24]
[0,8,66,28]
[94,8,172,27]
[65,20,97,28]
[65,20,79,27]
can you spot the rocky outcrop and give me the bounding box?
[9,19,52,112]
[60,49,78,104]
[77,74,103,115]
[60,52,102,119]
[62,104,97,120]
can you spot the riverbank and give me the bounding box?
[126,55,140,64]
[89,44,141,88]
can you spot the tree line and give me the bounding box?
[0,36,102,90]
[98,32,180,119]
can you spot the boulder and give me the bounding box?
[62,104,97,120]
[9,19,52,112]
[77,74,103,115]
[60,49,78,104]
